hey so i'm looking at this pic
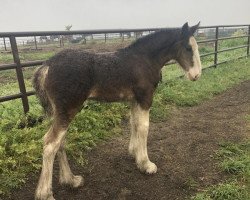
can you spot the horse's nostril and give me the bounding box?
[192,74,199,81]
[195,74,200,80]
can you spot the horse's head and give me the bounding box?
[175,22,202,81]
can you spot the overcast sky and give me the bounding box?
[0,0,249,32]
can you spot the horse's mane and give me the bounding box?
[120,28,181,53]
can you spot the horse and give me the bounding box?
[33,22,202,200]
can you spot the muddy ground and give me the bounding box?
[7,80,250,200]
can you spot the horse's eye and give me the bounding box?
[186,47,192,52]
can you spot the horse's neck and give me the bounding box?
[127,30,179,69]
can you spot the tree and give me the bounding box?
[64,25,73,41]
[65,25,72,31]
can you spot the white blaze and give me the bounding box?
[187,36,202,80]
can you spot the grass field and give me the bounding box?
[191,137,250,200]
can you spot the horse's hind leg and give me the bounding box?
[57,140,83,187]
[35,115,70,200]
[129,102,157,174]
[56,108,84,188]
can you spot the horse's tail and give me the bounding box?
[33,65,53,117]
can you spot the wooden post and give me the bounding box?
[3,37,7,51]
[122,33,124,42]
[62,37,64,47]
[83,34,86,44]
[247,25,250,56]
[9,36,29,114]
[34,36,38,50]
[214,27,219,67]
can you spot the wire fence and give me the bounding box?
[0,24,249,114]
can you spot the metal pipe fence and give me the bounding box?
[0,24,249,114]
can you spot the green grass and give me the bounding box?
[0,53,13,64]
[191,116,250,200]
[0,51,56,64]
[151,58,250,120]
[19,51,56,62]
[0,67,42,88]
[192,182,249,200]
[218,142,250,175]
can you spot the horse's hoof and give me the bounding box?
[35,192,55,200]
[60,175,84,188]
[145,162,157,174]
[72,175,84,188]
[138,161,157,174]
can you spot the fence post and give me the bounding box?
[3,37,7,51]
[9,36,29,114]
[59,37,62,47]
[214,26,219,67]
[62,37,64,47]
[83,34,86,44]
[247,25,250,56]
[105,33,107,43]
[122,33,124,42]
[34,36,38,50]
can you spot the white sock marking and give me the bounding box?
[129,103,157,174]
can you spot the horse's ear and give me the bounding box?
[190,22,200,35]
[181,22,190,40]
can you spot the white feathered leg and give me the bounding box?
[129,103,157,174]
[57,141,84,188]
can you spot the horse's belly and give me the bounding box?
[88,87,134,102]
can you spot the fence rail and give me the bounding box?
[0,24,250,114]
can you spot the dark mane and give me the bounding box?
[120,28,182,54]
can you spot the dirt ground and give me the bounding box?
[7,80,250,200]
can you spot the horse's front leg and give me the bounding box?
[129,102,157,174]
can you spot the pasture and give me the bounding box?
[0,29,250,199]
